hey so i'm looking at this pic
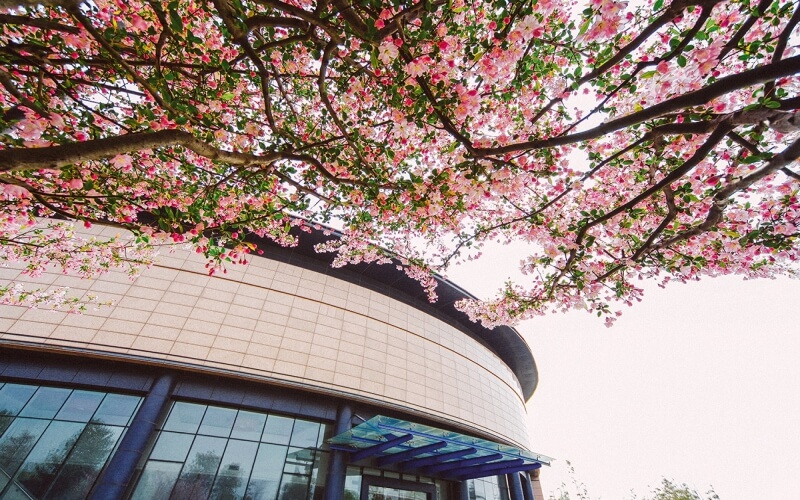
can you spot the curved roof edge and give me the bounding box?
[246,225,539,401]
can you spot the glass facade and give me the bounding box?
[0,377,522,500]
[367,484,429,499]
[344,466,450,500]
[0,382,142,499]
[467,476,508,500]
[131,401,330,500]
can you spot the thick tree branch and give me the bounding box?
[0,130,283,172]
[245,15,310,32]
[476,55,800,156]
[0,14,81,33]
[655,137,800,249]
[254,0,345,44]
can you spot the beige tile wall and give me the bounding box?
[0,224,531,448]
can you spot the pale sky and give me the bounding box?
[448,244,800,499]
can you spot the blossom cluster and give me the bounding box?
[0,0,798,324]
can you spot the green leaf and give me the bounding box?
[741,154,765,164]
[221,92,235,101]
[370,49,379,69]
[578,18,591,36]
[653,0,664,10]
[169,9,183,33]
[677,55,687,67]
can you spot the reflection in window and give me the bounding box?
[231,411,266,442]
[367,485,428,500]
[131,402,330,500]
[171,435,226,500]
[345,467,450,500]
[211,440,258,500]
[0,382,142,498]
[467,475,506,500]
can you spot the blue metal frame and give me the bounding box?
[328,415,551,481]
[351,433,414,461]
[400,448,477,469]
[451,462,542,482]
[422,453,503,474]
[376,441,447,467]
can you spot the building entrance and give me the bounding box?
[360,476,436,500]
[367,484,429,499]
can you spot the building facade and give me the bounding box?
[0,224,549,499]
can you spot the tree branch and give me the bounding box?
[476,55,800,156]
[655,137,800,249]
[0,130,283,172]
[0,14,81,33]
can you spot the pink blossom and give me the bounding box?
[131,14,148,31]
[378,40,399,64]
[404,58,426,77]
[2,184,31,199]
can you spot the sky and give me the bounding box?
[447,243,800,500]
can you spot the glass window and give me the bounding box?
[163,402,206,434]
[346,467,445,500]
[367,485,429,500]
[0,384,37,416]
[47,424,125,500]
[132,402,330,500]
[149,432,195,462]
[231,410,266,442]
[93,393,141,426]
[19,387,71,419]
[13,420,87,498]
[131,461,183,500]
[283,447,314,476]
[467,476,503,500]
[0,417,50,489]
[262,415,293,445]
[209,439,258,500]
[199,406,237,438]
[0,416,11,438]
[289,419,321,448]
[245,443,287,500]
[56,390,105,423]
[309,451,328,500]
[277,473,309,500]
[343,467,362,500]
[0,383,141,498]
[170,435,227,500]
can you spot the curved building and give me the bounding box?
[0,223,550,500]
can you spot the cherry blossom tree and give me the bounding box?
[0,0,798,324]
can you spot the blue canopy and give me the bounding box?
[328,415,552,481]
